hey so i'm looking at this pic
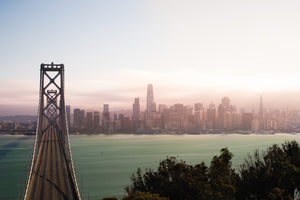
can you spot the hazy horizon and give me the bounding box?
[1,0,300,115]
[1,88,299,116]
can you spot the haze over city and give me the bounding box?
[1,0,300,115]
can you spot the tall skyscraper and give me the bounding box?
[103,104,110,120]
[66,105,71,129]
[194,103,203,121]
[73,108,85,129]
[221,97,230,110]
[73,108,81,128]
[218,104,225,129]
[86,112,93,130]
[102,104,111,132]
[207,103,216,129]
[242,113,253,130]
[79,110,85,129]
[146,84,155,120]
[132,98,142,130]
[259,94,264,130]
[94,111,100,130]
[73,108,80,128]
[132,97,140,121]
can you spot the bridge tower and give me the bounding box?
[24,63,81,200]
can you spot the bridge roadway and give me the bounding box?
[25,124,78,200]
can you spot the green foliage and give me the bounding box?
[124,140,300,200]
[125,148,236,200]
[236,140,300,199]
[123,191,169,200]
[208,148,236,200]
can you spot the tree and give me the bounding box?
[236,140,300,199]
[125,157,197,200]
[125,148,237,200]
[208,148,236,200]
[124,141,300,200]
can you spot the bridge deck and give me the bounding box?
[25,125,78,200]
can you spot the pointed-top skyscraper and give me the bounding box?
[146,84,155,120]
[259,94,264,130]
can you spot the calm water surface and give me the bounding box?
[0,133,299,200]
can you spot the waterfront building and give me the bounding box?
[121,117,132,131]
[161,108,171,129]
[184,106,193,119]
[102,104,112,132]
[164,104,185,130]
[259,94,264,130]
[103,104,110,120]
[226,111,233,129]
[73,108,80,128]
[132,98,140,121]
[73,109,85,129]
[251,118,260,132]
[242,113,253,130]
[207,103,216,129]
[79,110,85,129]
[86,112,93,130]
[194,103,203,121]
[114,119,121,131]
[217,104,225,129]
[153,113,163,128]
[94,111,100,130]
[132,98,142,130]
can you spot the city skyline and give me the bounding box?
[50,88,298,133]
[0,83,299,116]
[1,73,299,137]
[1,1,300,115]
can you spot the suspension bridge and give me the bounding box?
[24,63,81,200]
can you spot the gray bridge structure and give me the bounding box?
[24,63,81,200]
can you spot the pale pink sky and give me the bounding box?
[1,0,300,115]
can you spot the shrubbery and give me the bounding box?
[103,140,300,200]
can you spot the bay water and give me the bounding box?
[0,133,299,200]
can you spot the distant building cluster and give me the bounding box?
[1,84,299,134]
[0,116,37,134]
[66,84,300,134]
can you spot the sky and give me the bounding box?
[1,0,300,115]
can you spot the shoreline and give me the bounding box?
[1,131,299,136]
